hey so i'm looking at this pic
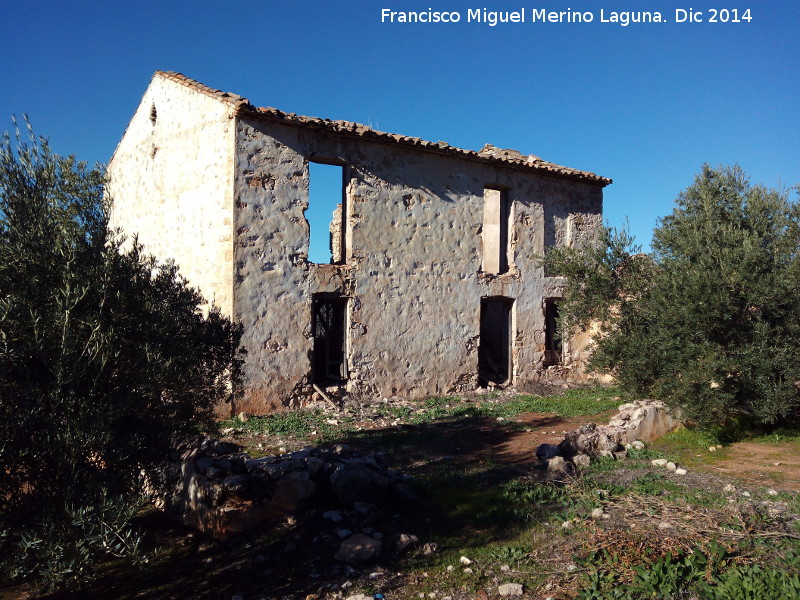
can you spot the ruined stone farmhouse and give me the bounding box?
[108,71,611,415]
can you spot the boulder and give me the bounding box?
[331,461,392,507]
[334,533,382,563]
[546,456,576,479]
[390,533,419,556]
[498,583,524,596]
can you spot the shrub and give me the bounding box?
[0,120,240,589]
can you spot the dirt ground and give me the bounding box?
[696,442,800,492]
[7,395,800,600]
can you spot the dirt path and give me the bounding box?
[696,441,800,491]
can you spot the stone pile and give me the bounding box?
[536,399,680,476]
[151,439,414,541]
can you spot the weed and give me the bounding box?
[487,544,532,563]
[625,447,662,461]
[630,472,671,496]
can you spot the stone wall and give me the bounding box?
[107,76,236,316]
[233,118,603,413]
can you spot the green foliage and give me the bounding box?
[0,120,240,589]
[487,544,532,564]
[543,222,648,332]
[501,387,621,418]
[626,551,709,598]
[578,541,800,600]
[546,165,800,429]
[712,563,800,600]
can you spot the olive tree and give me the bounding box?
[0,121,240,589]
[546,165,800,430]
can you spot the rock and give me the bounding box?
[498,583,524,596]
[151,437,411,541]
[460,556,473,565]
[631,440,645,450]
[306,456,324,476]
[675,468,687,475]
[390,533,419,555]
[742,491,751,498]
[590,508,604,519]
[708,446,717,452]
[723,484,736,493]
[546,456,576,479]
[572,454,591,468]
[422,542,438,555]
[652,459,668,467]
[768,489,779,496]
[272,470,315,510]
[346,595,373,600]
[206,466,224,480]
[331,462,392,507]
[200,439,240,456]
[666,462,677,472]
[221,474,254,494]
[334,533,382,563]
[394,482,418,502]
[195,457,216,472]
[336,528,354,539]
[657,521,674,530]
[535,443,561,461]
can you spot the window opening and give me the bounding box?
[544,299,562,366]
[312,295,348,384]
[308,161,346,264]
[482,187,512,274]
[478,297,513,386]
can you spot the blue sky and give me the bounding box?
[1,0,797,253]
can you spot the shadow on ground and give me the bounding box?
[31,414,583,600]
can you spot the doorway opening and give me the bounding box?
[478,297,513,387]
[312,294,348,384]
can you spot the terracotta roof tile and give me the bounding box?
[155,71,611,187]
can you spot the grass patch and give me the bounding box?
[748,427,800,446]
[222,409,355,440]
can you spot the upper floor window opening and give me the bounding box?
[482,186,513,274]
[307,160,349,264]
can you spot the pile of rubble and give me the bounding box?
[536,399,680,477]
[151,439,415,543]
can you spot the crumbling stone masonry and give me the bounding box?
[108,71,612,415]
